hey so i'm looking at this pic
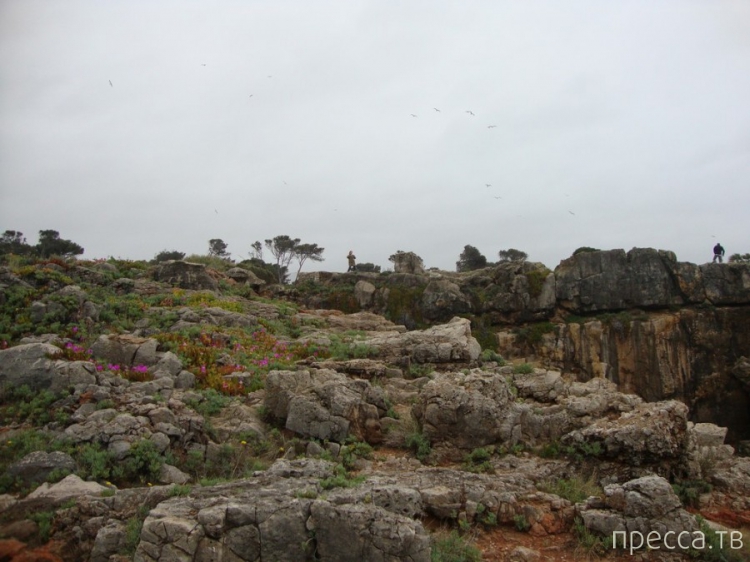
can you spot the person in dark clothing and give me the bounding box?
[347,250,357,272]
[713,243,725,263]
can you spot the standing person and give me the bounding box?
[713,243,725,263]
[347,250,357,272]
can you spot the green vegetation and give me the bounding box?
[513,514,530,532]
[539,475,602,504]
[573,247,600,255]
[430,530,482,562]
[382,285,426,329]
[456,245,488,272]
[319,464,366,490]
[672,479,712,508]
[463,447,494,473]
[405,432,431,461]
[572,516,611,557]
[524,267,551,298]
[514,321,555,346]
[512,363,534,374]
[728,253,750,264]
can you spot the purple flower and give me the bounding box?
[96,365,104,371]
[72,326,78,333]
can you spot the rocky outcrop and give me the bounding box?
[577,475,699,549]
[152,260,218,291]
[361,316,481,365]
[264,369,385,443]
[0,343,63,391]
[498,307,750,443]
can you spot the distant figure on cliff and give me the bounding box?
[347,250,357,272]
[713,243,725,263]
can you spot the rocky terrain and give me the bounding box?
[0,252,748,561]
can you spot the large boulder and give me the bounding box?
[413,370,518,450]
[561,400,689,467]
[390,251,425,274]
[577,475,699,553]
[90,334,159,367]
[362,316,481,364]
[264,369,385,444]
[7,451,77,486]
[0,343,63,391]
[153,260,219,291]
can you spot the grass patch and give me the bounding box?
[430,530,482,562]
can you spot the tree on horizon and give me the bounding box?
[456,245,488,272]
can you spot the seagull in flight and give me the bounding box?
[568,210,575,215]
[201,64,206,67]
[465,110,475,116]
[493,196,502,199]
[485,183,491,188]
[410,114,418,118]
[109,80,113,87]
[487,125,496,129]
[433,108,441,112]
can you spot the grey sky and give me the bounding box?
[1,1,749,274]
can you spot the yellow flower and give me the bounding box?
[240,440,247,445]
[279,447,285,452]
[147,483,153,487]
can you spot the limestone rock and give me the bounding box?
[27,474,108,501]
[0,343,63,392]
[362,316,481,364]
[7,451,76,486]
[153,260,219,291]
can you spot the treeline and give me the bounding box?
[456,245,529,272]
[0,230,83,258]
[153,235,325,285]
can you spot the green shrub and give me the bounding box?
[514,322,555,345]
[524,268,551,298]
[513,513,531,532]
[513,363,534,374]
[405,432,431,461]
[573,247,600,255]
[341,439,373,470]
[672,479,712,508]
[463,447,493,473]
[29,510,56,543]
[185,388,232,417]
[430,530,482,562]
[539,475,602,504]
[479,349,505,364]
[319,464,365,490]
[573,516,611,556]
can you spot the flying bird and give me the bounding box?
[249,94,253,98]
[410,114,418,118]
[493,196,502,199]
[433,108,441,112]
[109,80,113,87]
[214,209,218,214]
[201,64,206,67]
[465,110,475,116]
[568,210,575,215]
[487,125,496,129]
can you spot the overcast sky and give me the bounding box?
[1,1,749,274]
